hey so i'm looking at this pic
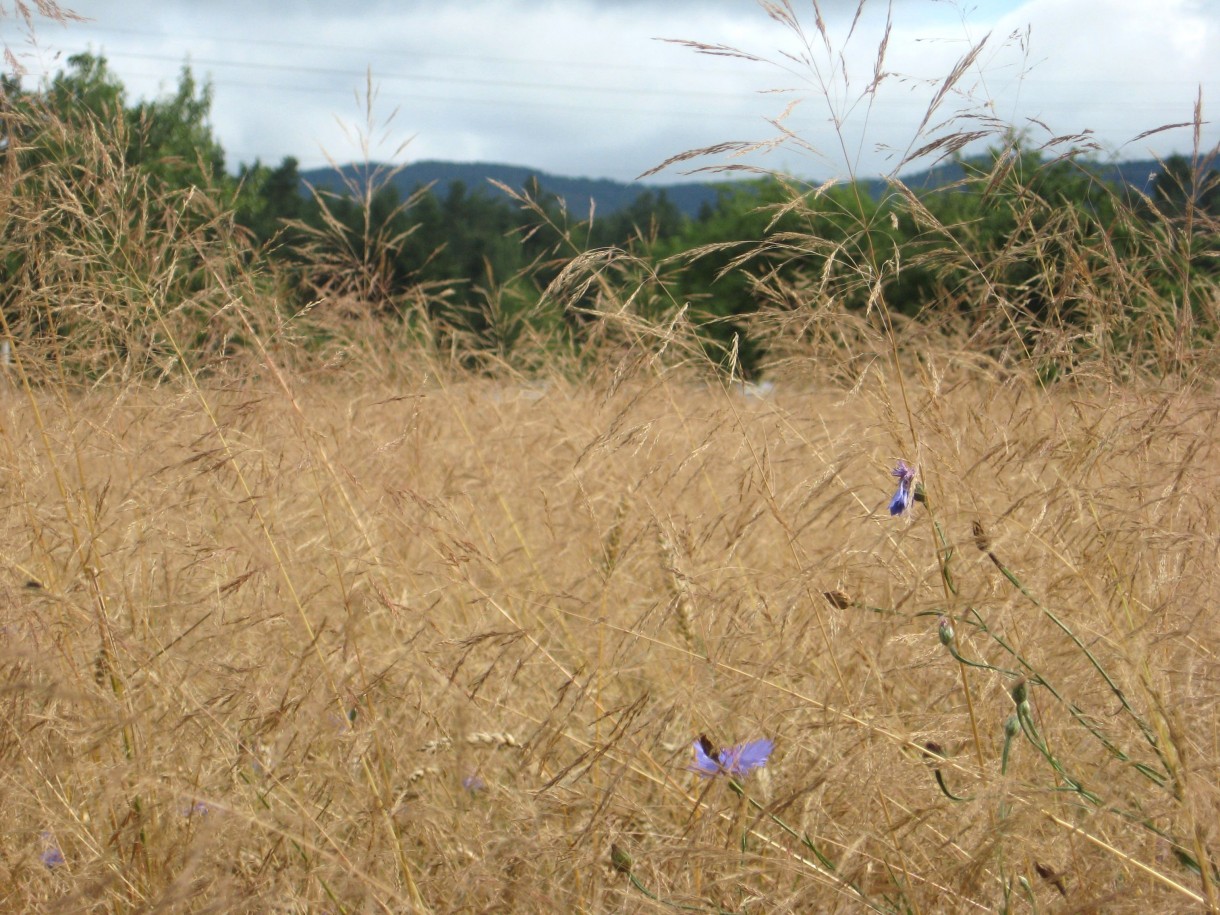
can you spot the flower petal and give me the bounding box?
[723,738,773,776]
[889,484,911,515]
[690,738,721,777]
[889,461,916,516]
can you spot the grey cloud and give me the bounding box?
[19,0,1220,183]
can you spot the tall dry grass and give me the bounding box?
[2,1,1219,912]
[3,363,1218,912]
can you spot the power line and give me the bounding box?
[41,24,1218,92]
[32,43,1214,115]
[28,44,764,103]
[201,79,764,123]
[17,26,1209,175]
[69,23,731,78]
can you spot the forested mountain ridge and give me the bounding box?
[298,160,724,218]
[298,156,1175,218]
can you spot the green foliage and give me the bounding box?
[19,52,226,192]
[588,188,685,249]
[5,52,1218,380]
[1150,154,1220,220]
[919,149,1129,321]
[0,53,270,380]
[233,155,315,247]
[127,62,226,188]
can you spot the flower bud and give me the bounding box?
[1004,714,1020,740]
[610,844,633,874]
[937,616,955,646]
[824,590,853,609]
[972,520,991,553]
[1011,677,1028,705]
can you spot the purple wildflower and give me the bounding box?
[889,460,917,516]
[691,737,721,776]
[691,735,773,778]
[182,800,210,817]
[40,846,65,869]
[462,774,486,793]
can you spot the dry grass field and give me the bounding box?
[3,3,1219,910]
[2,358,1217,912]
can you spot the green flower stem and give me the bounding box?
[920,492,986,776]
[1001,715,1020,776]
[1015,699,1102,806]
[934,767,974,802]
[954,605,1168,788]
[612,844,732,913]
[727,780,900,915]
[943,640,1024,678]
[932,518,958,596]
[989,552,1158,746]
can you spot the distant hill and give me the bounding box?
[298,156,1174,219]
[297,160,727,219]
[858,158,1166,199]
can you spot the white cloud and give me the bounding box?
[13,0,1219,183]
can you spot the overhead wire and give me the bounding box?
[14,19,1214,173]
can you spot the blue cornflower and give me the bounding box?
[40,846,65,869]
[889,460,917,516]
[182,800,210,817]
[691,735,773,778]
[462,774,486,793]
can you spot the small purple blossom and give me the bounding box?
[182,800,210,817]
[691,736,773,778]
[462,774,486,793]
[889,460,917,516]
[40,846,65,869]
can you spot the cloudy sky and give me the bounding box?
[11,0,1219,184]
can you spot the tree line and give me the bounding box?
[4,53,1217,375]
